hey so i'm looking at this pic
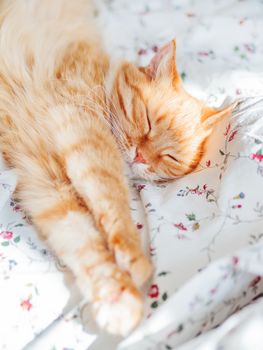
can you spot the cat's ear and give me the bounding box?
[202,101,238,129]
[142,39,181,88]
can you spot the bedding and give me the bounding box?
[1,0,263,349]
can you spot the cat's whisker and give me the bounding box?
[67,83,132,150]
[76,90,128,139]
[165,96,180,108]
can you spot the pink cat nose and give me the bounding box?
[134,149,147,164]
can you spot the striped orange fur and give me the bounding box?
[0,0,236,336]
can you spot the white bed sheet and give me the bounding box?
[1,0,263,349]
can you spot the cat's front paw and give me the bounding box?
[92,282,143,336]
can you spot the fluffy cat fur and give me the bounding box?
[0,0,236,335]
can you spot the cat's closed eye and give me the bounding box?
[146,108,152,134]
[163,154,180,164]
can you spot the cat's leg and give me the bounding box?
[53,106,153,287]
[16,160,143,336]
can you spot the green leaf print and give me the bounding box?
[162,292,168,301]
[186,213,196,221]
[14,236,21,243]
[151,301,158,308]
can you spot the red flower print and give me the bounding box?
[249,276,261,288]
[148,284,159,298]
[137,184,145,192]
[228,130,238,142]
[0,231,13,240]
[174,223,187,231]
[250,153,263,162]
[136,223,143,230]
[189,186,198,194]
[206,160,211,167]
[232,204,242,209]
[188,185,207,195]
[224,123,231,136]
[20,298,32,311]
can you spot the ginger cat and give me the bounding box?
[0,0,235,335]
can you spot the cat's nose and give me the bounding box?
[134,149,147,164]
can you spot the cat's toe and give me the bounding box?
[115,248,153,287]
[112,236,153,288]
[130,255,153,287]
[93,286,143,336]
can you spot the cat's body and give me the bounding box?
[0,0,235,335]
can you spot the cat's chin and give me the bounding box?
[123,161,159,183]
[128,167,177,184]
[130,169,164,183]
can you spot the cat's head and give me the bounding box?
[109,40,235,181]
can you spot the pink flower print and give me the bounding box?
[250,153,263,162]
[20,298,32,311]
[138,48,147,56]
[0,231,13,240]
[14,204,22,212]
[228,130,238,142]
[249,276,261,288]
[198,51,209,57]
[150,245,156,257]
[188,186,199,194]
[232,256,239,266]
[148,284,159,298]
[152,45,158,53]
[174,223,187,231]
[224,123,231,136]
[244,43,255,53]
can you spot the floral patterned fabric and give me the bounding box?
[1,0,263,349]
[178,294,263,350]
